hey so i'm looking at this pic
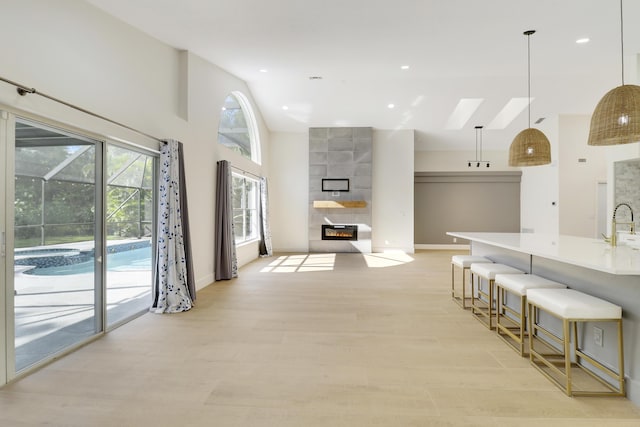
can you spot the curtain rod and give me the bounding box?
[231,166,261,180]
[0,75,163,143]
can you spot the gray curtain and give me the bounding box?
[215,160,238,280]
[258,177,273,257]
[152,139,195,313]
[178,142,196,301]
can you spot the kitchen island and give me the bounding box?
[447,232,640,405]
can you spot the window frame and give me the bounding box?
[218,91,261,165]
[232,172,260,245]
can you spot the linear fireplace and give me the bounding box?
[322,224,358,241]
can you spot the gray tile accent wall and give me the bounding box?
[309,127,372,253]
[614,160,640,226]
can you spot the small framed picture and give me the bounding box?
[322,178,350,192]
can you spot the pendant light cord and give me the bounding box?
[479,126,483,162]
[473,125,484,164]
[475,127,479,161]
[524,30,535,129]
[620,0,625,85]
[528,33,531,128]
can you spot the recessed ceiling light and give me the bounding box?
[282,105,289,110]
[259,69,268,73]
[445,98,484,129]
[401,65,410,70]
[387,104,395,109]
[576,37,590,44]
[309,76,323,80]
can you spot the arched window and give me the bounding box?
[218,91,261,164]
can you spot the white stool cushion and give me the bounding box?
[470,263,523,280]
[452,255,492,268]
[527,288,622,320]
[495,274,566,296]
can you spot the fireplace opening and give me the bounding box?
[322,224,358,241]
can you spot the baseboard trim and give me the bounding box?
[196,274,214,291]
[627,376,640,407]
[414,244,470,250]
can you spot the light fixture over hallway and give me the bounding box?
[468,125,490,168]
[509,30,551,166]
[588,0,640,146]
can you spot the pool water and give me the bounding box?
[23,247,151,276]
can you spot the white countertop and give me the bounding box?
[446,232,640,275]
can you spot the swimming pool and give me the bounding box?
[22,247,151,276]
[18,242,151,276]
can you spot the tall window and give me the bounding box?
[232,173,259,244]
[218,92,261,164]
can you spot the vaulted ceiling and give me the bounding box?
[84,0,640,151]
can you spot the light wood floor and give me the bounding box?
[1,250,639,426]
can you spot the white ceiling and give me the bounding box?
[84,0,640,151]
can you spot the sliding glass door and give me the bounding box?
[0,114,157,378]
[13,119,102,371]
[105,145,154,327]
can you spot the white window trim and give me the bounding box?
[232,172,260,245]
[230,91,261,165]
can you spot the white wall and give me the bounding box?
[182,52,271,279]
[0,0,185,144]
[558,115,607,238]
[0,0,270,289]
[519,118,559,234]
[372,130,414,252]
[269,132,309,252]
[415,150,513,172]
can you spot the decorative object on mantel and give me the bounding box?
[468,125,490,168]
[313,200,367,208]
[509,30,551,167]
[588,0,640,146]
[322,178,350,192]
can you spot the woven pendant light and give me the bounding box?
[588,0,640,146]
[508,30,551,167]
[510,128,552,166]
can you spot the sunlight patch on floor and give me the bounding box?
[260,252,414,272]
[260,254,336,273]
[363,251,414,268]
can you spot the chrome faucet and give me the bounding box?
[605,203,635,246]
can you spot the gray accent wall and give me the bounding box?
[309,127,372,253]
[414,171,521,244]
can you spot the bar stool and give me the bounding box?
[527,288,625,397]
[451,255,493,309]
[470,263,523,329]
[495,274,566,356]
